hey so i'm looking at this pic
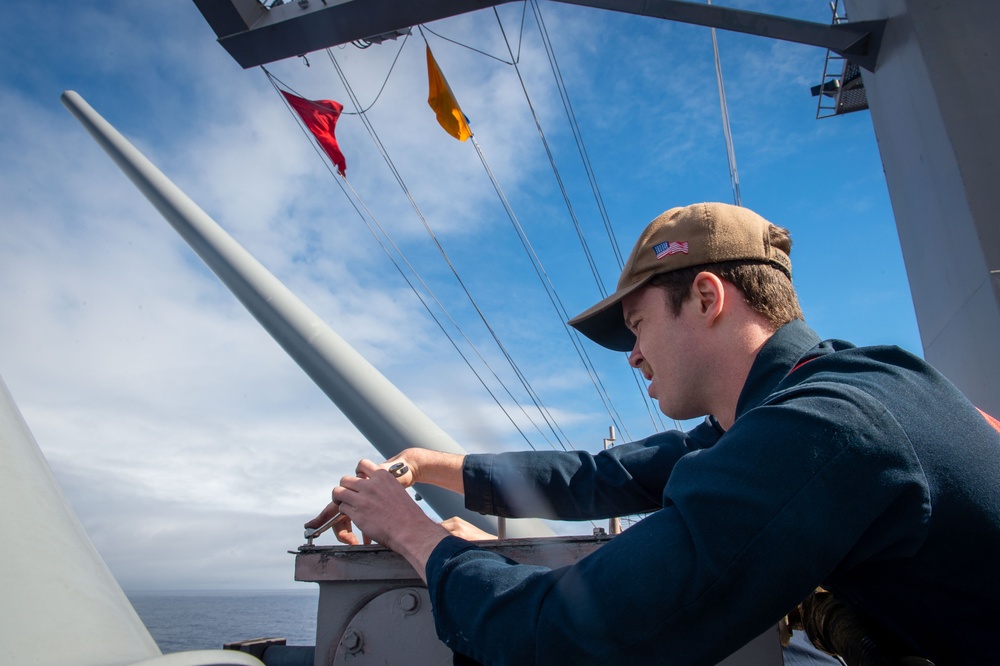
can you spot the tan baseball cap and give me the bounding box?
[568,202,792,351]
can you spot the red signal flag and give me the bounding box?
[282,90,347,176]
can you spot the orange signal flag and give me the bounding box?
[426,45,472,142]
[281,90,347,176]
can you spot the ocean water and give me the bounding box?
[127,589,320,654]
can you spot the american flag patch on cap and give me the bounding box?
[653,240,689,259]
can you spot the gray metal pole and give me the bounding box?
[60,90,551,538]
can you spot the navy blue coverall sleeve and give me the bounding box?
[462,419,722,520]
[426,385,931,666]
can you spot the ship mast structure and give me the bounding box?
[193,0,1000,417]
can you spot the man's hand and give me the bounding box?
[304,460,411,546]
[327,459,419,547]
[316,459,450,581]
[304,500,361,545]
[440,516,498,541]
[305,452,466,580]
[383,448,466,495]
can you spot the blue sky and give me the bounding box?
[0,1,918,590]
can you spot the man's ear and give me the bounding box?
[691,271,725,324]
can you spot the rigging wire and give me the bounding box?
[514,0,528,65]
[420,23,514,65]
[272,61,604,532]
[492,7,605,300]
[264,33,410,116]
[261,15,753,530]
[266,69,563,452]
[467,129,635,442]
[707,0,742,207]
[338,178,562,451]
[528,0,626,272]
[419,1,528,65]
[414,26,636,441]
[315,14,658,444]
[324,49,576,451]
[495,4,667,434]
[410,29,638,447]
[270,10,691,446]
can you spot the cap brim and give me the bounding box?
[567,277,651,352]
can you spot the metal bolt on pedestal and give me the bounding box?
[399,590,420,614]
[342,630,364,654]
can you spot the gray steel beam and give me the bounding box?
[193,0,267,38]
[844,0,1000,417]
[192,0,519,69]
[561,0,884,71]
[193,0,884,71]
[60,90,552,539]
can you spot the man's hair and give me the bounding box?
[647,224,803,330]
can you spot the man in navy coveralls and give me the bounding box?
[308,202,1000,665]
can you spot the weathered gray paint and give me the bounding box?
[297,537,784,665]
[844,0,1000,415]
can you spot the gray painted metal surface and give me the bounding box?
[844,0,1000,416]
[0,374,267,666]
[561,0,883,71]
[60,90,551,538]
[194,0,517,69]
[297,536,784,665]
[0,375,161,666]
[193,0,883,71]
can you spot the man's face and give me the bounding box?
[622,284,705,420]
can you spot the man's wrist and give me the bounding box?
[392,519,450,583]
[411,450,466,495]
